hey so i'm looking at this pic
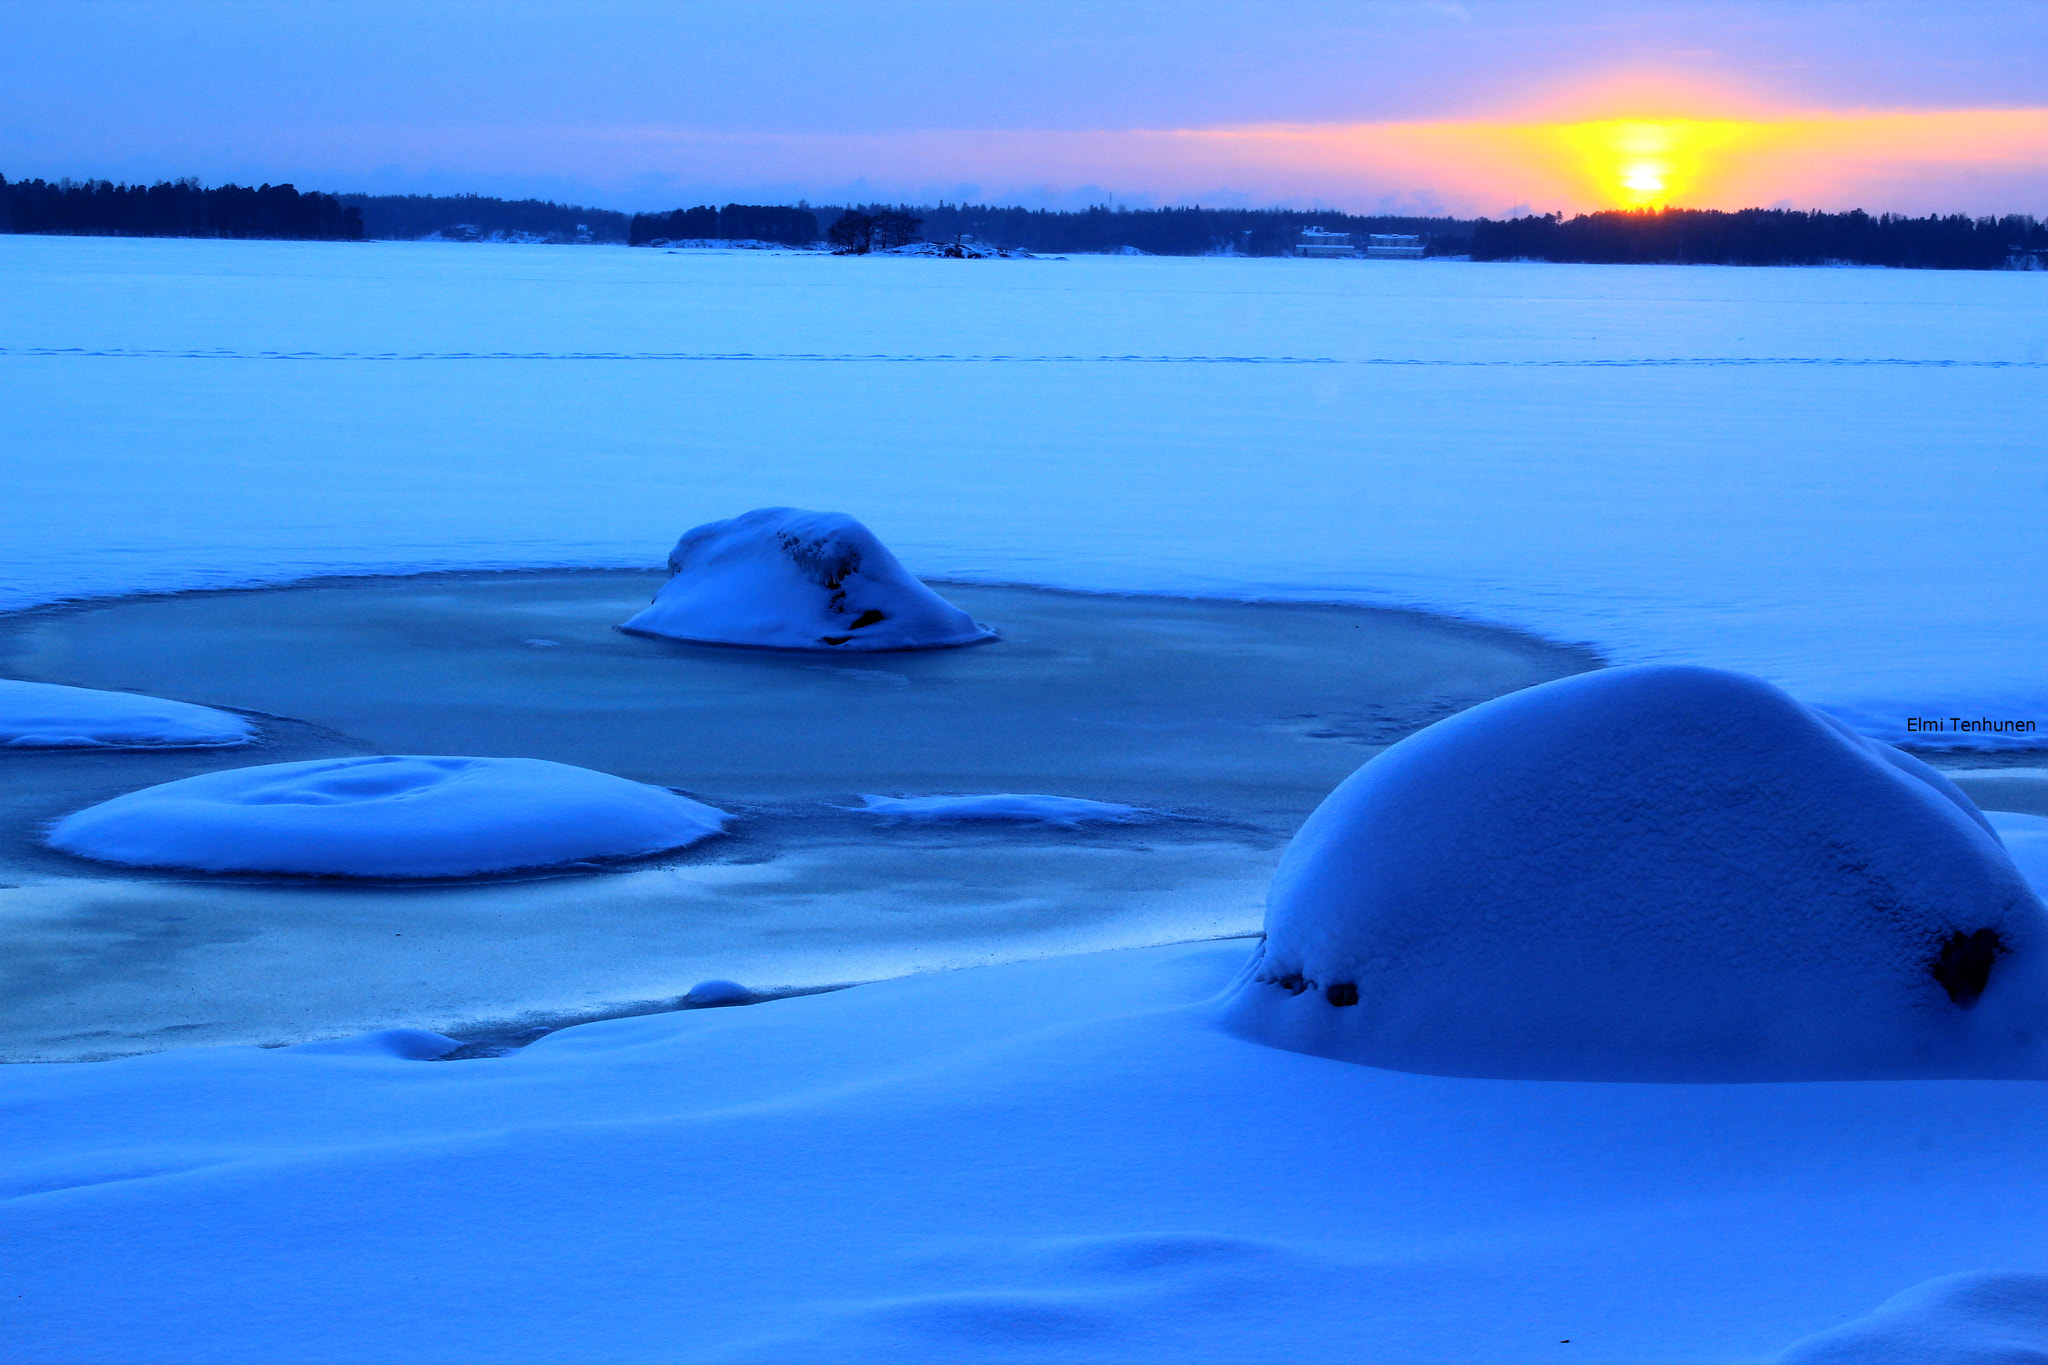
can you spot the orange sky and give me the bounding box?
[29,93,2048,216]
[431,103,2048,215]
[8,4,2048,213]
[1167,108,2048,214]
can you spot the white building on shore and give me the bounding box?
[1296,228,1355,258]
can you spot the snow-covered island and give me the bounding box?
[620,507,997,651]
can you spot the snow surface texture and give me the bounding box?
[17,939,2048,1364]
[621,507,996,651]
[45,755,727,877]
[3,239,2042,748]
[1221,665,2048,1082]
[1991,812,2048,894]
[1772,1272,2048,1364]
[849,793,1150,826]
[0,678,251,748]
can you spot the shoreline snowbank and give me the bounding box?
[12,935,2048,1363]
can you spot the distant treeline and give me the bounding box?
[628,204,821,246]
[1470,207,2048,270]
[0,176,363,239]
[621,202,1472,256]
[11,172,2047,270]
[338,194,631,243]
[893,204,1473,256]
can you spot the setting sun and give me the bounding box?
[1546,118,1753,208]
[1620,166,1667,197]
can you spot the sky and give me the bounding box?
[2,0,2045,216]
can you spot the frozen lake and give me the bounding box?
[3,236,2044,749]
[6,238,2048,1364]
[0,574,1587,1060]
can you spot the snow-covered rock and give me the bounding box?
[683,979,752,1006]
[46,755,727,878]
[620,507,995,651]
[847,793,1150,826]
[1991,812,2048,900]
[1219,665,2048,1082]
[1772,1272,2048,1363]
[0,678,252,748]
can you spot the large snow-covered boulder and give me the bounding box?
[620,508,995,651]
[47,755,727,878]
[1219,665,2048,1082]
[1,679,252,748]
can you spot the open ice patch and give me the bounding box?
[46,755,727,877]
[1950,769,2048,819]
[847,793,1152,827]
[1220,665,2048,1082]
[0,678,252,748]
[620,507,996,651]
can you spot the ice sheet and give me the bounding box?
[2,237,2042,749]
[0,577,1581,1061]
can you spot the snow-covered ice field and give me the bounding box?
[6,237,2048,1362]
[2,235,2044,745]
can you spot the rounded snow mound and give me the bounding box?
[1219,665,2048,1082]
[47,755,728,878]
[1,679,252,749]
[620,507,996,651]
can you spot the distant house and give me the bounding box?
[1297,228,1355,258]
[1366,234,1427,259]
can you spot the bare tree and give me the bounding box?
[828,210,874,253]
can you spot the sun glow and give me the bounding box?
[1550,119,1754,208]
[582,104,2048,218]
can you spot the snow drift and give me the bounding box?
[1220,665,2048,1082]
[620,507,995,651]
[46,755,727,877]
[1772,1272,2048,1363]
[0,678,251,748]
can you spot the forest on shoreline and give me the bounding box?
[0,176,362,240]
[4,174,2044,269]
